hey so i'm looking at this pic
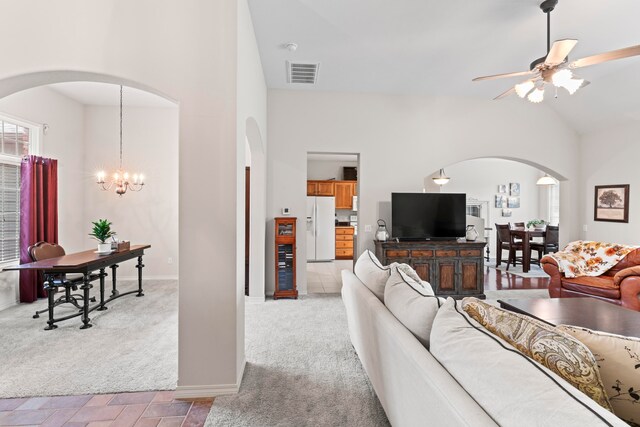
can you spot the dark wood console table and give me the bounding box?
[4,245,150,330]
[375,239,486,299]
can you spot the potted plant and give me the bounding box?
[526,219,547,230]
[89,219,115,253]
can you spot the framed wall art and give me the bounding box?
[501,208,512,217]
[497,184,507,193]
[495,194,507,208]
[508,197,520,208]
[509,182,520,196]
[594,184,630,223]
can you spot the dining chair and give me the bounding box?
[495,224,523,269]
[532,225,560,262]
[28,242,99,319]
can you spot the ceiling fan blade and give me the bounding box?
[473,70,534,82]
[570,45,640,69]
[545,39,578,66]
[493,87,515,100]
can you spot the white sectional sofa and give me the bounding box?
[341,269,627,427]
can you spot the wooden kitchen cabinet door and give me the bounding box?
[335,181,355,209]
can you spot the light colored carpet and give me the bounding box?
[206,294,390,427]
[0,280,177,398]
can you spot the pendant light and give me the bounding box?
[432,168,450,186]
[536,174,558,185]
[96,85,145,196]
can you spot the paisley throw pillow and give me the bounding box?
[462,298,612,412]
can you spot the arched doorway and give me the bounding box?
[0,75,181,397]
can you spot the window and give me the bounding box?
[548,184,560,226]
[0,116,39,263]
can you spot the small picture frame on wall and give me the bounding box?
[509,182,521,196]
[508,197,520,208]
[498,184,507,193]
[594,184,630,223]
[495,195,507,208]
[502,208,512,217]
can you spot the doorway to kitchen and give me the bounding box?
[306,153,359,294]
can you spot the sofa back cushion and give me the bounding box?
[462,298,612,411]
[430,298,625,426]
[384,265,442,348]
[604,248,640,277]
[558,325,640,426]
[354,249,390,302]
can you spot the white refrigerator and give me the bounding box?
[306,196,336,261]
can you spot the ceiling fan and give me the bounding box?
[473,0,640,103]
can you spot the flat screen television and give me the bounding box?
[391,193,466,240]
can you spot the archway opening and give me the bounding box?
[0,75,180,397]
[425,157,563,291]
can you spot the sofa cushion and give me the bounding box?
[563,281,621,299]
[558,325,640,426]
[430,298,625,426]
[605,248,640,277]
[384,265,441,348]
[564,276,620,290]
[462,298,612,411]
[354,249,390,302]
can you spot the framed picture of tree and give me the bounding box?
[594,184,630,223]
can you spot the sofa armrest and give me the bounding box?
[541,256,562,298]
[613,266,640,287]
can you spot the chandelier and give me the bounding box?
[96,85,144,196]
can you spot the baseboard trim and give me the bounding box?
[117,275,178,281]
[175,383,239,399]
[175,359,246,399]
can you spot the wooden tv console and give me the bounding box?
[375,239,486,299]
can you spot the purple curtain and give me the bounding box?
[19,156,58,303]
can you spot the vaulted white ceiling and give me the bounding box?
[248,0,640,134]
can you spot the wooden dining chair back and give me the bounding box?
[495,224,511,267]
[29,241,65,262]
[27,241,97,319]
[545,225,560,252]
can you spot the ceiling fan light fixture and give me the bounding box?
[561,77,584,95]
[432,168,450,186]
[528,87,545,103]
[515,80,535,98]
[551,68,573,87]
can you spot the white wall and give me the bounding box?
[83,105,179,279]
[0,86,85,310]
[0,0,250,398]
[307,159,357,181]
[580,122,640,245]
[267,90,581,296]
[238,0,268,314]
[442,158,545,227]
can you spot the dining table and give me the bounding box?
[3,244,150,330]
[509,228,545,273]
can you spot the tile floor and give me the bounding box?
[306,260,353,294]
[0,391,212,427]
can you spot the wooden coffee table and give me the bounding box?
[498,298,640,338]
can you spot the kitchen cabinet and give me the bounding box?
[335,181,357,209]
[307,180,335,196]
[336,226,355,259]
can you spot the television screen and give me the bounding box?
[391,193,466,240]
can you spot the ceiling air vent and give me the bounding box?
[287,61,319,84]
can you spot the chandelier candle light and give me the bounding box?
[96,85,144,196]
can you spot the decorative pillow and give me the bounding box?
[384,266,441,348]
[462,298,612,412]
[394,262,423,285]
[558,325,640,426]
[430,298,624,426]
[354,249,390,302]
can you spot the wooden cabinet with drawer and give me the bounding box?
[374,239,486,299]
[335,226,355,260]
